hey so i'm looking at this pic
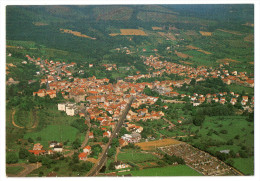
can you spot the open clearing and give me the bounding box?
[158,32,176,40]
[186,45,200,50]
[199,31,212,36]
[152,27,163,30]
[120,29,147,36]
[24,125,79,148]
[117,150,159,163]
[110,29,147,36]
[60,29,96,39]
[175,51,192,59]
[217,58,239,63]
[180,60,193,65]
[186,45,212,55]
[244,34,254,42]
[232,157,254,175]
[6,166,25,175]
[135,138,182,150]
[197,49,212,55]
[33,22,48,26]
[216,29,243,35]
[118,165,202,176]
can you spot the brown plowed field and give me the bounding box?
[217,58,239,63]
[135,138,182,151]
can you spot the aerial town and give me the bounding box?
[5,4,255,178]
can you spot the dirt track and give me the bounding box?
[6,163,42,177]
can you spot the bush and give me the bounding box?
[192,115,205,126]
[220,130,228,134]
[19,148,30,159]
[6,152,18,164]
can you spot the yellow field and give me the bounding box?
[197,49,212,55]
[60,29,96,40]
[199,31,212,36]
[135,139,182,151]
[109,33,120,36]
[120,29,147,36]
[249,62,254,65]
[152,27,163,30]
[217,58,239,63]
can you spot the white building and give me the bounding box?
[58,103,66,111]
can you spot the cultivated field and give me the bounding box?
[197,49,212,55]
[135,138,182,150]
[199,31,212,36]
[179,60,193,65]
[185,30,198,36]
[117,150,159,163]
[33,22,48,26]
[24,125,80,148]
[158,32,176,40]
[186,45,200,50]
[186,45,212,55]
[60,29,96,39]
[217,58,239,63]
[152,27,163,30]
[120,29,147,36]
[175,51,192,59]
[117,165,202,176]
[216,29,243,36]
[244,34,254,42]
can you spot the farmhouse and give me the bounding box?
[83,145,92,154]
[78,152,88,161]
[114,161,131,170]
[121,133,141,143]
[53,145,63,152]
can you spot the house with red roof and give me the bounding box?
[78,152,88,161]
[83,145,91,154]
[103,130,111,138]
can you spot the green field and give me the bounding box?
[117,165,202,176]
[24,125,80,148]
[14,109,34,128]
[6,166,24,175]
[117,150,159,163]
[228,84,254,95]
[231,157,254,175]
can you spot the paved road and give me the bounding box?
[81,116,91,149]
[87,96,135,176]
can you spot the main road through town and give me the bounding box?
[86,96,135,176]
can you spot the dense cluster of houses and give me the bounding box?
[25,54,254,162]
[142,55,254,88]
